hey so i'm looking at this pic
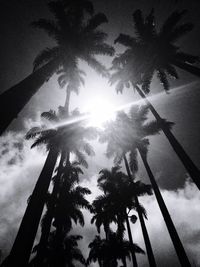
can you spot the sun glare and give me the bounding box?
[83,97,116,128]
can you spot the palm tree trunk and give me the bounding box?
[138,149,191,267]
[0,59,58,135]
[173,60,200,77]
[124,213,138,267]
[123,155,156,267]
[64,88,71,115]
[54,152,70,265]
[134,84,200,191]
[35,150,66,264]
[4,147,59,267]
[116,215,127,267]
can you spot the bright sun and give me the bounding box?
[83,97,116,128]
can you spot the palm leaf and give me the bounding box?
[132,9,145,39]
[160,10,187,36]
[85,55,108,77]
[75,150,88,168]
[157,69,170,92]
[41,110,58,122]
[85,13,108,31]
[170,23,194,42]
[114,34,137,47]
[25,127,43,139]
[165,64,179,79]
[31,19,60,40]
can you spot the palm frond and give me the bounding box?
[137,202,148,219]
[133,243,145,254]
[61,0,94,16]
[75,150,88,168]
[142,120,161,137]
[31,19,60,40]
[114,34,137,47]
[58,73,68,88]
[165,64,179,79]
[157,69,170,92]
[170,23,194,42]
[132,9,145,39]
[83,142,95,156]
[141,70,154,94]
[85,13,108,31]
[160,10,187,36]
[175,52,199,64]
[92,43,115,56]
[41,110,58,122]
[86,55,109,77]
[145,8,155,36]
[116,80,125,94]
[25,127,43,140]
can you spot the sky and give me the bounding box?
[0,0,200,266]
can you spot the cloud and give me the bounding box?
[0,131,46,257]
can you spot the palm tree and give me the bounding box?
[52,168,92,266]
[57,66,86,114]
[96,166,149,267]
[0,0,114,135]
[87,235,105,267]
[110,9,200,191]
[4,109,96,267]
[30,232,86,267]
[87,232,142,267]
[32,161,88,266]
[100,105,191,266]
[31,163,91,267]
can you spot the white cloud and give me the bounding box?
[0,131,46,256]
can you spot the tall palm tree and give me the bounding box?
[32,164,91,267]
[96,166,149,267]
[52,169,92,267]
[57,66,86,114]
[110,9,200,190]
[32,161,87,266]
[0,0,114,135]
[4,109,96,267]
[100,105,191,266]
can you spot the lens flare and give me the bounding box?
[83,97,116,128]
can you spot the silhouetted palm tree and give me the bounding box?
[32,161,88,266]
[5,109,96,267]
[87,232,143,267]
[110,9,200,191]
[30,232,86,267]
[96,166,148,267]
[87,235,105,267]
[100,105,191,266]
[0,0,114,135]
[91,198,116,241]
[52,168,92,266]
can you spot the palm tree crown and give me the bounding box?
[32,0,115,77]
[100,105,172,171]
[26,108,97,167]
[111,9,199,93]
